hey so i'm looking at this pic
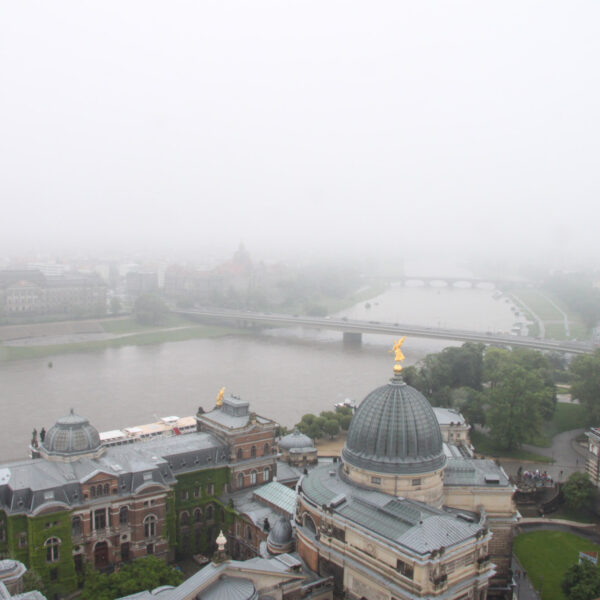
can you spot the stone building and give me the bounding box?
[278,430,318,467]
[585,427,600,486]
[295,359,516,599]
[0,393,276,596]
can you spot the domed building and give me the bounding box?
[296,341,516,599]
[267,516,294,555]
[342,371,446,506]
[278,430,318,467]
[37,410,104,462]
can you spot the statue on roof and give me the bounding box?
[390,337,406,372]
[216,387,225,407]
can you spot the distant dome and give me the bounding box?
[41,410,102,458]
[342,374,445,475]
[279,430,314,451]
[267,517,293,554]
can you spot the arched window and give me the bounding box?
[96,484,103,497]
[72,517,82,537]
[237,473,244,489]
[206,504,214,521]
[90,486,96,498]
[250,470,257,485]
[103,483,109,496]
[119,506,129,525]
[194,508,202,523]
[303,514,317,535]
[144,515,157,538]
[263,467,270,482]
[246,526,252,541]
[250,446,256,458]
[180,511,190,526]
[237,448,243,460]
[263,443,270,455]
[45,537,60,562]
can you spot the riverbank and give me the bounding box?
[0,316,247,361]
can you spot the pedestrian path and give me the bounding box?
[512,555,540,600]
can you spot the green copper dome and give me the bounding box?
[342,374,445,475]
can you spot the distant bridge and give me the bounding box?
[175,308,594,355]
[366,275,535,289]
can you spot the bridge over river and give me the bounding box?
[175,308,594,355]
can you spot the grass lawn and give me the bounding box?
[548,505,597,524]
[471,430,554,463]
[512,289,563,321]
[527,403,589,448]
[514,530,600,600]
[0,325,246,361]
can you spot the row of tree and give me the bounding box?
[294,406,353,440]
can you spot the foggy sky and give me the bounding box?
[1,2,599,267]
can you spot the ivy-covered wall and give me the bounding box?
[2,509,78,596]
[171,467,235,559]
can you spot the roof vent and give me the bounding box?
[329,495,346,509]
[456,513,475,523]
[484,475,500,484]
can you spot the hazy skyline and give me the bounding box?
[1,2,599,268]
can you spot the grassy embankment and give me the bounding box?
[0,315,246,361]
[511,288,588,341]
[514,530,600,600]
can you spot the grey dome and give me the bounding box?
[342,374,445,475]
[279,429,314,451]
[268,517,293,545]
[41,410,102,457]
[267,517,293,554]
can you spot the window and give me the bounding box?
[246,526,252,541]
[181,490,189,500]
[18,532,27,548]
[96,484,103,497]
[72,516,82,536]
[250,471,257,485]
[119,506,129,526]
[397,559,414,579]
[194,487,200,498]
[205,504,214,520]
[250,446,256,458]
[94,509,106,530]
[180,511,190,526]
[194,508,202,523]
[371,476,381,484]
[237,473,244,488]
[264,443,270,455]
[90,486,96,498]
[263,467,270,482]
[146,543,154,555]
[207,483,214,495]
[144,515,157,538]
[237,448,243,460]
[45,537,60,563]
[412,478,421,486]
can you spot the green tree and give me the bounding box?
[81,556,184,600]
[570,350,600,425]
[339,414,353,431]
[134,293,168,325]
[562,472,595,511]
[487,366,545,449]
[324,419,340,439]
[562,559,600,600]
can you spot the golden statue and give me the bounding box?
[216,387,225,407]
[389,337,406,372]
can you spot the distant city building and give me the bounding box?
[0,270,107,318]
[125,271,158,297]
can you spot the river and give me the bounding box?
[0,283,518,462]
